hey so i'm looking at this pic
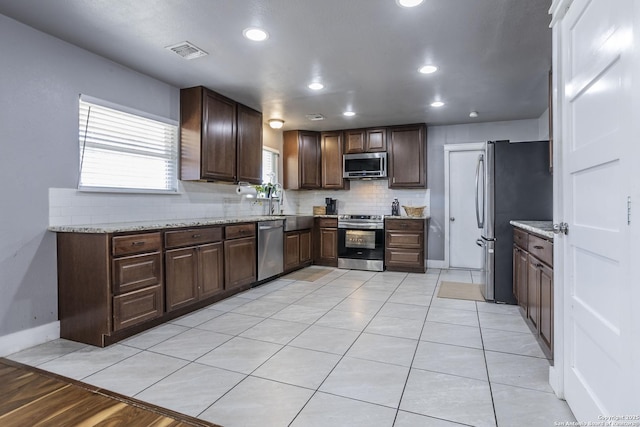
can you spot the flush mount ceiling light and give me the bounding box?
[343,111,356,117]
[243,27,269,42]
[419,65,438,74]
[431,101,445,107]
[308,82,324,90]
[268,119,285,129]
[469,111,479,118]
[396,0,424,7]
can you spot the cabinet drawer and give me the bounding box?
[385,219,424,231]
[386,231,423,249]
[513,228,529,249]
[316,218,337,228]
[165,227,222,249]
[225,223,256,240]
[113,285,163,331]
[112,252,162,295]
[112,232,161,256]
[528,234,553,267]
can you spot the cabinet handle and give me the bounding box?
[192,234,201,238]
[536,263,543,268]
[131,241,145,246]
[533,245,543,249]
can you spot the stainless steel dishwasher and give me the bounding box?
[257,220,284,281]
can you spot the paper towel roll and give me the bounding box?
[236,185,258,197]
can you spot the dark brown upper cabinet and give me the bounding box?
[321,131,349,190]
[283,130,321,189]
[388,124,427,188]
[180,86,262,184]
[344,128,387,153]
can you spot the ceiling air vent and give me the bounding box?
[305,114,325,121]
[165,41,208,60]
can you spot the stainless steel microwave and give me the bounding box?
[343,152,387,179]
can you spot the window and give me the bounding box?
[262,148,279,184]
[78,95,178,192]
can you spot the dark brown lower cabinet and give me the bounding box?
[284,230,312,272]
[512,226,554,359]
[113,285,163,331]
[314,218,338,267]
[224,236,256,290]
[384,218,428,273]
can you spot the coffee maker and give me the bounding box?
[325,198,337,215]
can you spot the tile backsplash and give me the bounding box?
[49,179,430,226]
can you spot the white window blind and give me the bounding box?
[78,96,178,192]
[262,148,279,184]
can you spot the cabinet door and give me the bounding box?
[317,228,338,266]
[112,252,162,295]
[224,237,256,289]
[385,231,423,249]
[321,131,348,189]
[366,128,387,152]
[202,90,237,181]
[284,232,300,271]
[539,263,553,355]
[165,247,199,311]
[385,248,424,272]
[113,285,163,331]
[237,104,263,184]
[514,246,529,311]
[344,129,365,153]
[527,254,541,330]
[299,230,312,263]
[199,242,224,298]
[299,131,321,188]
[388,124,426,188]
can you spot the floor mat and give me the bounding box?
[437,281,485,302]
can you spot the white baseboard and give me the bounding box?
[0,321,60,357]
[549,365,565,399]
[427,260,446,269]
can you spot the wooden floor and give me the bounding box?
[0,358,220,427]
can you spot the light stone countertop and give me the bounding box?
[49,216,289,234]
[510,220,554,240]
[385,215,430,220]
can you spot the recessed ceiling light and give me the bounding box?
[419,65,438,74]
[469,111,479,118]
[397,0,424,7]
[243,27,269,42]
[343,111,356,117]
[431,101,445,108]
[308,82,324,90]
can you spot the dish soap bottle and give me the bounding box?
[391,198,399,216]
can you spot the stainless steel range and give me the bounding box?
[338,214,384,271]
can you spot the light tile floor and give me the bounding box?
[8,267,576,427]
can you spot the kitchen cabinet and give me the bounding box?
[321,131,349,190]
[343,128,387,153]
[180,86,262,184]
[512,226,554,358]
[384,218,428,273]
[164,227,224,312]
[224,223,257,290]
[284,229,312,272]
[283,130,321,189]
[388,124,427,188]
[314,218,338,267]
[57,232,164,347]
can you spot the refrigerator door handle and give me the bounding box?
[475,154,485,229]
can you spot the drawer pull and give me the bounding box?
[536,263,543,268]
[192,234,201,238]
[533,245,544,249]
[131,241,146,246]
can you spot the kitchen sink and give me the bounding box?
[283,215,314,231]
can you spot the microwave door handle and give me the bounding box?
[475,154,485,229]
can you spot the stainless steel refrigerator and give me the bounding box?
[475,140,552,303]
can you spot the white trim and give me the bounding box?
[443,143,485,269]
[427,259,446,269]
[549,0,573,28]
[0,322,60,357]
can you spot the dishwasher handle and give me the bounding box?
[259,224,283,231]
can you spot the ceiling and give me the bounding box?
[0,0,552,131]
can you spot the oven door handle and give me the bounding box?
[338,223,384,230]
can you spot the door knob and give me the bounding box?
[450,217,455,222]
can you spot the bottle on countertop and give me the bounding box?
[391,198,400,216]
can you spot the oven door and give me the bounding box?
[338,228,384,260]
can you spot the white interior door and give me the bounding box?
[560,0,637,418]
[445,145,483,269]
